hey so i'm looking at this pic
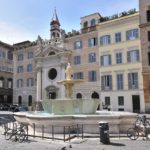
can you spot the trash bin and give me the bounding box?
[99,121,110,144]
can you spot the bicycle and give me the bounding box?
[127,115,150,140]
[5,123,28,142]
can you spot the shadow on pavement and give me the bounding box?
[109,142,126,146]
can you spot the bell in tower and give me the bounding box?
[50,8,61,39]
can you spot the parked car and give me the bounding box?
[13,106,28,112]
[0,103,10,111]
[9,104,19,112]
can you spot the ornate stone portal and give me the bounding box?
[41,63,99,115]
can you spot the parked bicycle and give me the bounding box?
[127,115,150,140]
[4,123,28,142]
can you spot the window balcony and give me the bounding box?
[81,25,97,34]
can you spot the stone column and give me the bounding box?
[61,63,66,98]
[36,67,42,102]
[35,67,43,111]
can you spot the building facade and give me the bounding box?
[64,13,101,102]
[0,41,13,104]
[5,0,150,113]
[13,41,38,107]
[139,0,150,112]
[98,13,145,113]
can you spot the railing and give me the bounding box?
[1,117,150,142]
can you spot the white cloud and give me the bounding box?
[0,22,36,44]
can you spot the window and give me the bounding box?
[148,31,150,41]
[118,96,124,106]
[83,21,88,28]
[91,19,96,26]
[101,55,111,66]
[126,29,138,40]
[89,71,97,81]
[147,10,150,22]
[128,72,138,89]
[89,53,96,63]
[74,41,82,49]
[17,79,23,88]
[105,97,110,105]
[74,56,81,65]
[49,52,55,56]
[118,108,124,111]
[116,52,122,64]
[18,54,23,61]
[88,37,97,47]
[74,72,83,79]
[48,68,57,80]
[27,64,32,72]
[100,35,111,46]
[8,51,13,60]
[28,52,33,59]
[127,50,139,63]
[115,32,121,43]
[148,52,150,65]
[91,92,99,99]
[0,78,4,88]
[18,96,22,105]
[76,93,82,99]
[17,66,23,73]
[27,78,34,87]
[0,51,5,59]
[28,95,32,106]
[117,74,123,90]
[8,79,12,88]
[101,75,112,90]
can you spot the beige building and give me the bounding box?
[64,13,101,102]
[11,3,150,113]
[139,0,150,112]
[13,41,38,107]
[98,12,145,113]
[0,41,13,104]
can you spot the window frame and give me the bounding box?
[74,41,82,50]
[100,35,111,46]
[118,96,124,106]
[89,52,96,63]
[117,74,124,90]
[101,54,111,66]
[126,29,139,41]
[74,56,81,65]
[115,32,121,43]
[88,70,97,82]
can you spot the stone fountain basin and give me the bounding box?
[42,99,100,115]
[14,111,137,134]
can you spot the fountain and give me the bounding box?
[14,63,137,134]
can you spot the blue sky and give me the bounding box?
[0,0,138,44]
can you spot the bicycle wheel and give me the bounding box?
[127,128,139,140]
[18,131,26,143]
[5,129,12,140]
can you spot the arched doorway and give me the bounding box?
[18,96,22,105]
[91,92,99,99]
[91,92,100,110]
[76,93,82,99]
[46,85,58,99]
[49,92,56,99]
[7,95,12,104]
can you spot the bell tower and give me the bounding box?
[50,8,61,39]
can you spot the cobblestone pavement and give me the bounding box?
[0,127,150,150]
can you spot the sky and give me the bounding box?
[0,0,139,44]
